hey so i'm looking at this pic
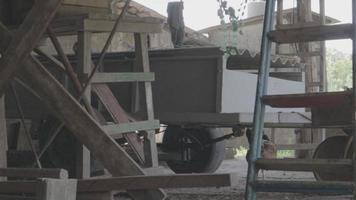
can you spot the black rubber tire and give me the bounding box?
[162,126,226,174]
[313,135,352,181]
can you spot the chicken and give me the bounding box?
[245,129,277,162]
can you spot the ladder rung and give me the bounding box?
[251,180,353,195]
[239,68,302,73]
[102,120,160,139]
[276,143,318,150]
[262,91,351,108]
[255,158,352,172]
[268,23,353,43]
[280,51,322,57]
[276,21,321,30]
[92,72,155,83]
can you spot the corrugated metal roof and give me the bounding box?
[227,48,303,70]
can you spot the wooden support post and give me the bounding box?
[275,0,283,54]
[76,31,92,179]
[0,96,7,181]
[296,0,317,158]
[36,179,77,200]
[319,0,327,92]
[0,0,62,96]
[134,33,158,168]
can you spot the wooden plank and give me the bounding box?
[102,120,160,139]
[0,97,7,181]
[92,72,155,83]
[37,179,77,200]
[76,31,92,179]
[279,51,322,57]
[268,23,353,43]
[77,173,238,192]
[83,19,162,33]
[252,180,353,195]
[0,168,68,179]
[255,159,352,171]
[276,21,321,30]
[134,33,158,167]
[63,0,111,8]
[34,49,65,71]
[0,24,166,200]
[0,0,62,96]
[262,91,351,108]
[92,84,146,165]
[50,15,163,36]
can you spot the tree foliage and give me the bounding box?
[327,49,352,91]
[217,0,248,31]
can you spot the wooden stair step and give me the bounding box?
[251,180,353,195]
[268,23,353,43]
[255,158,352,172]
[262,91,351,108]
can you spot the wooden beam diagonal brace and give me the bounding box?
[0,23,166,200]
[0,0,62,96]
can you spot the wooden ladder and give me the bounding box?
[77,32,160,177]
[245,0,356,199]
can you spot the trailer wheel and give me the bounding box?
[313,135,352,181]
[162,126,226,173]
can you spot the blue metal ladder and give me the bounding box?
[245,0,356,199]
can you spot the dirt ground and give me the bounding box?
[131,158,353,200]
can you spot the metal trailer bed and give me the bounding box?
[5,47,310,174]
[92,47,310,128]
[6,47,310,127]
[73,47,310,127]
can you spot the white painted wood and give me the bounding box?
[37,179,77,200]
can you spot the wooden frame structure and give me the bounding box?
[0,1,239,200]
[0,0,167,199]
